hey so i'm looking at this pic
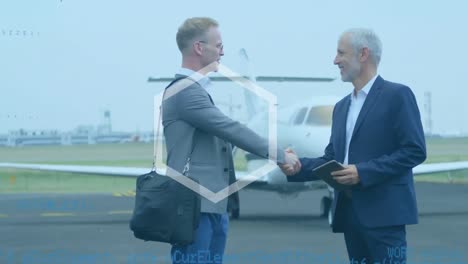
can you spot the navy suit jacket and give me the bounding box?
[288,76,427,232]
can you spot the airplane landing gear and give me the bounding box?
[320,188,334,226]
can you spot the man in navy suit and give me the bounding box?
[283,28,426,263]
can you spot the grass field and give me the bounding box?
[425,137,468,162]
[415,137,468,183]
[0,142,247,193]
[0,137,467,193]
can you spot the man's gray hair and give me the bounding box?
[176,17,219,53]
[343,28,382,66]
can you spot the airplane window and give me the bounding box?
[305,105,334,126]
[293,107,308,125]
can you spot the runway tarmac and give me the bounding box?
[1,182,467,263]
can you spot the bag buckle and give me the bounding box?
[182,157,191,175]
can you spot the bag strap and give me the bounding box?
[153,77,198,176]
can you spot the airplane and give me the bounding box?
[2,49,468,226]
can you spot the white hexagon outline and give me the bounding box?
[153,62,279,204]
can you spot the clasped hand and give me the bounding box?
[280,148,301,176]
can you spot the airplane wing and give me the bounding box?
[1,161,468,181]
[0,163,149,177]
[413,161,468,175]
[0,162,271,189]
[148,76,335,83]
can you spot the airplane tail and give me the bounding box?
[238,48,256,82]
[239,48,266,122]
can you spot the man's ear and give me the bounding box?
[193,41,203,56]
[360,47,370,63]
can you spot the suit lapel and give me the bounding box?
[336,96,351,162]
[351,75,384,139]
[207,93,215,105]
[174,74,214,105]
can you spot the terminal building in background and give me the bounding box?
[0,110,153,147]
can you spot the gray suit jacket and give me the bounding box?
[162,74,285,213]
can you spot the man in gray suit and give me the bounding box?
[163,17,299,264]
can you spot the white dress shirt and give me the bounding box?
[343,75,378,165]
[177,68,212,88]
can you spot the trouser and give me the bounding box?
[342,196,407,264]
[171,213,228,264]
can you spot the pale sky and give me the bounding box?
[1,0,467,135]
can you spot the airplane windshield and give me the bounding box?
[305,105,334,126]
[292,107,308,125]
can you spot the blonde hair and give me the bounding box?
[176,17,219,53]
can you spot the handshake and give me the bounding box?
[280,149,302,176]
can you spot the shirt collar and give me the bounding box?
[177,68,211,88]
[351,74,378,100]
[362,74,378,95]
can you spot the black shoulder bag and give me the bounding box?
[129,78,201,245]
